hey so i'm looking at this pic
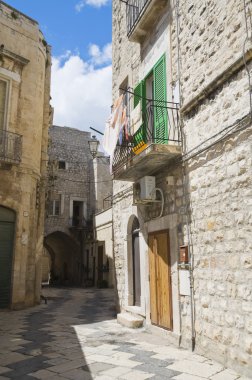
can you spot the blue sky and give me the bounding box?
[5,0,113,133]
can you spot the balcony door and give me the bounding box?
[0,206,15,308]
[133,54,168,150]
[72,201,84,227]
[148,230,172,330]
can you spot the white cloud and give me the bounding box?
[51,51,112,133]
[89,43,112,66]
[75,0,110,12]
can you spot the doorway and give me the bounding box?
[132,218,141,307]
[0,206,15,308]
[148,230,172,330]
[72,201,83,227]
[97,245,103,284]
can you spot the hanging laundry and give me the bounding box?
[130,102,142,135]
[102,94,125,173]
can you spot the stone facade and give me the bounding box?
[111,0,252,377]
[0,2,51,308]
[94,207,114,288]
[44,125,112,286]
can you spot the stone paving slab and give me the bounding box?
[0,287,250,380]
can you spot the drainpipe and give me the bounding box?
[175,0,196,351]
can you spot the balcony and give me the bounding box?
[69,217,87,229]
[112,99,181,181]
[0,130,22,165]
[126,0,168,42]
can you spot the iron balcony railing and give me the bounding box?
[0,129,22,164]
[69,217,87,229]
[126,0,151,36]
[112,99,181,173]
[103,194,112,210]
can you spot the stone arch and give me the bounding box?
[126,215,141,307]
[44,231,81,285]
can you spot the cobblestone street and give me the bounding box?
[0,288,250,380]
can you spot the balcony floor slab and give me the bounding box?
[113,143,182,181]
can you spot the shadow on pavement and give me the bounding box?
[0,287,116,379]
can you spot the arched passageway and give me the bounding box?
[44,231,81,285]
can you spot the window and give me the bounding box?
[48,200,60,216]
[58,160,66,170]
[0,79,8,130]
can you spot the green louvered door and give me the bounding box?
[153,55,168,144]
[133,81,147,154]
[0,206,15,308]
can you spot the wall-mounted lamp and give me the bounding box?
[88,135,99,159]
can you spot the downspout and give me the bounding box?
[175,0,196,351]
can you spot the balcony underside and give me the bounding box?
[128,0,168,43]
[113,143,182,181]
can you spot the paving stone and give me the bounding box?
[29,369,58,379]
[167,360,224,378]
[0,352,32,366]
[48,359,85,374]
[60,368,93,380]
[83,362,115,374]
[0,367,10,375]
[119,369,155,379]
[210,369,241,380]
[100,366,132,378]
[171,374,209,380]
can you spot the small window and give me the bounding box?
[48,200,60,216]
[58,161,66,170]
[0,79,8,130]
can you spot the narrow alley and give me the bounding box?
[0,288,249,380]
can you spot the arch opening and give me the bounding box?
[0,206,16,308]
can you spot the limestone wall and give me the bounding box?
[171,0,252,376]
[112,0,252,376]
[0,2,51,308]
[45,126,93,236]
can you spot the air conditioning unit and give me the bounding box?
[133,176,156,204]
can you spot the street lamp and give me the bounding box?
[88,135,99,159]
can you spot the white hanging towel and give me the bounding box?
[102,95,124,172]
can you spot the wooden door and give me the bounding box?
[0,207,15,308]
[149,231,172,330]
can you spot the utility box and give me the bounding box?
[179,245,189,263]
[140,176,156,200]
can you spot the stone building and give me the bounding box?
[44,125,112,287]
[0,1,51,308]
[110,0,252,376]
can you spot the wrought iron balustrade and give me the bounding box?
[126,0,151,36]
[112,99,181,173]
[103,194,112,210]
[0,129,22,164]
[69,217,87,229]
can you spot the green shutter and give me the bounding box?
[153,55,168,144]
[133,81,147,154]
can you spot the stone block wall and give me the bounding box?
[0,2,51,308]
[45,126,93,236]
[171,0,252,376]
[112,0,252,375]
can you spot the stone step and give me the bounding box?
[117,312,144,328]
